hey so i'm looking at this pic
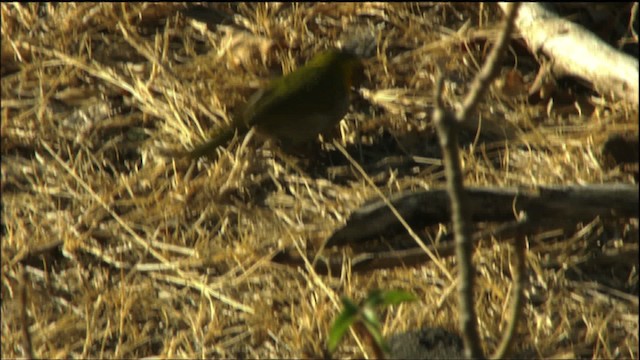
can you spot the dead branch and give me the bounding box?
[499,2,639,106]
[326,184,639,247]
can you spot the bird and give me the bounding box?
[186,48,364,160]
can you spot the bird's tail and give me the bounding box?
[186,126,240,160]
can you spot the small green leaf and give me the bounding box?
[327,291,417,354]
[380,290,418,306]
[364,289,385,307]
[365,289,417,308]
[362,314,390,353]
[361,305,382,329]
[327,298,360,352]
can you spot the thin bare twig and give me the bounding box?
[432,3,521,359]
[21,267,34,360]
[491,214,528,359]
[434,72,485,359]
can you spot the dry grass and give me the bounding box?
[1,3,637,358]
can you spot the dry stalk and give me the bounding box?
[432,3,521,359]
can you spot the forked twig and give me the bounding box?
[432,4,521,359]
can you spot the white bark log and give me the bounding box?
[499,2,639,106]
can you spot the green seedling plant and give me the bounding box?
[327,289,417,358]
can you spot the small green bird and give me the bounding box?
[187,48,364,159]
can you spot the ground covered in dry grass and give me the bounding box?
[2,3,638,359]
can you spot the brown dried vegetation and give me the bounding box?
[1,3,637,358]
